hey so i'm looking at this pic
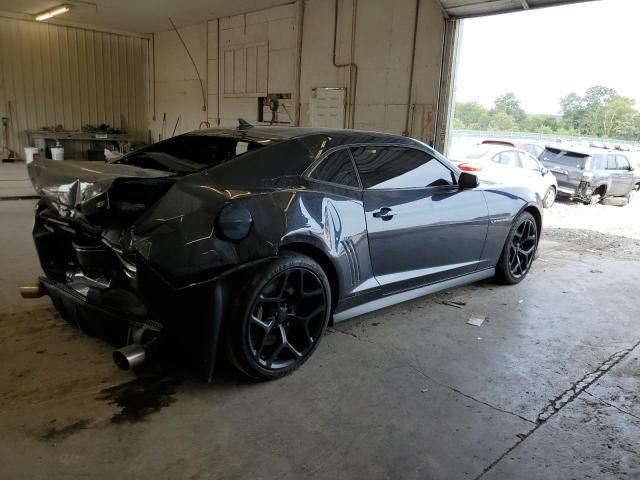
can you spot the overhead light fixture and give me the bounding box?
[35,5,71,22]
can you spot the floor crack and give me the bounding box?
[473,338,640,480]
[406,363,536,425]
[583,391,640,422]
[329,327,536,425]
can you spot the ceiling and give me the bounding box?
[436,0,598,18]
[0,0,292,33]
[0,0,597,34]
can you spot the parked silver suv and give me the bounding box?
[539,146,635,205]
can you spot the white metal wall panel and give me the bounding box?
[0,17,149,158]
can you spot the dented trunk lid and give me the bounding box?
[28,158,175,218]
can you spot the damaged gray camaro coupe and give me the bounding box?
[23,124,542,380]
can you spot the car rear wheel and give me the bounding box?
[542,186,556,208]
[226,252,331,380]
[495,211,538,285]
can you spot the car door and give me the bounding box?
[605,154,622,195]
[517,151,547,198]
[615,155,634,195]
[352,145,489,289]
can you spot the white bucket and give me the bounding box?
[24,147,39,163]
[50,147,64,161]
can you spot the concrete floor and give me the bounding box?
[1,199,639,479]
[0,162,37,199]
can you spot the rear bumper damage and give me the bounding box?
[556,181,593,201]
[26,205,257,381]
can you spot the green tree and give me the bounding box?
[493,93,526,125]
[559,92,583,130]
[489,111,516,131]
[454,101,490,129]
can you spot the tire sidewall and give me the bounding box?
[229,253,332,380]
[498,211,538,285]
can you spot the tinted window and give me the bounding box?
[606,154,617,170]
[540,148,588,169]
[309,149,359,188]
[351,147,454,189]
[616,155,630,170]
[118,135,265,174]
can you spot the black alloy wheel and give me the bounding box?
[508,217,537,279]
[496,211,538,285]
[228,252,331,380]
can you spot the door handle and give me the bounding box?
[372,207,396,221]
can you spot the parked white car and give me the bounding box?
[451,145,558,208]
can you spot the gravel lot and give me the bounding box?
[543,194,640,257]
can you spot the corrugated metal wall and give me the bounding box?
[0,17,149,158]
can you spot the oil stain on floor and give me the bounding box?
[97,375,183,424]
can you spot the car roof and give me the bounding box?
[469,144,523,155]
[188,125,419,146]
[542,144,623,156]
[481,139,540,147]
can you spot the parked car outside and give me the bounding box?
[627,152,640,193]
[481,139,544,158]
[22,125,543,381]
[539,145,636,204]
[452,145,558,208]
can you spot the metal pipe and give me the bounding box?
[19,282,44,299]
[112,344,147,370]
[333,0,359,129]
[404,0,420,136]
[294,0,305,126]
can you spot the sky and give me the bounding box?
[454,0,640,115]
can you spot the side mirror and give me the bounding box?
[541,167,550,176]
[458,171,479,189]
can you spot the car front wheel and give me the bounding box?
[227,252,331,380]
[495,211,538,285]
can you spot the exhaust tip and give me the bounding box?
[112,344,146,371]
[19,282,44,299]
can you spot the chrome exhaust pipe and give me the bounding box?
[19,282,44,299]
[113,344,147,371]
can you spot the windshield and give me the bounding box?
[116,135,265,174]
[540,147,588,169]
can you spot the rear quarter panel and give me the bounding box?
[276,184,378,299]
[477,186,541,269]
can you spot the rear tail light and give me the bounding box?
[458,163,483,172]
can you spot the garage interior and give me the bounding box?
[1,0,639,479]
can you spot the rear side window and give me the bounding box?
[616,156,630,170]
[351,146,454,189]
[309,149,359,188]
[606,155,617,170]
[592,155,605,170]
[492,150,521,167]
[540,148,588,169]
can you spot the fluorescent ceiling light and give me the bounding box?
[35,5,71,21]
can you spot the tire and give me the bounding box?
[495,211,538,285]
[542,186,556,208]
[226,252,331,381]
